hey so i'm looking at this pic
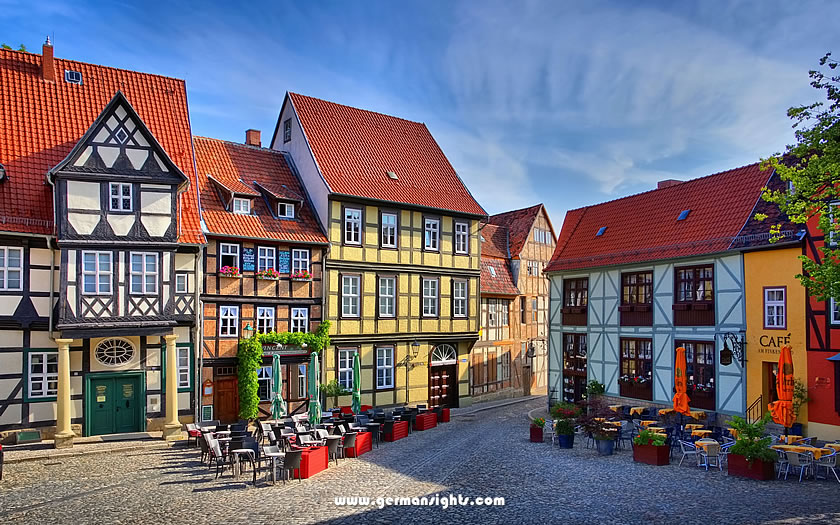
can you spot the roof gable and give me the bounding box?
[546,163,772,272]
[286,92,486,217]
[489,203,545,256]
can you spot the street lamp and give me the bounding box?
[242,323,255,340]
[402,340,422,405]
[721,332,745,366]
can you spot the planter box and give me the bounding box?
[530,426,544,443]
[291,277,313,282]
[595,438,615,456]
[219,273,242,278]
[727,454,775,480]
[633,444,670,465]
[256,276,280,281]
[557,434,575,449]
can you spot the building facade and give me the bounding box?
[194,134,328,423]
[0,43,203,445]
[546,165,773,418]
[271,93,485,409]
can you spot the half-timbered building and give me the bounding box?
[270,93,485,409]
[193,134,328,423]
[0,42,203,446]
[546,164,772,419]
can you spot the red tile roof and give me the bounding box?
[480,223,509,259]
[194,137,328,244]
[287,93,486,217]
[0,47,203,243]
[489,204,553,257]
[481,257,519,296]
[545,163,772,272]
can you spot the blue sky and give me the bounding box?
[1,0,835,227]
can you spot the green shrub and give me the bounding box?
[729,413,777,464]
[554,418,576,435]
[633,428,666,446]
[586,380,605,398]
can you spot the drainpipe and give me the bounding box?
[194,245,203,422]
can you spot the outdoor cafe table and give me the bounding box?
[658,408,675,416]
[630,407,646,416]
[345,431,373,458]
[826,443,840,452]
[695,438,719,452]
[772,444,833,460]
[689,410,707,420]
[685,424,704,431]
[779,435,804,445]
[728,428,740,440]
[609,405,623,413]
[647,426,667,434]
[640,420,657,428]
[691,429,713,438]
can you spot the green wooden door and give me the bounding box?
[90,377,115,436]
[89,375,142,435]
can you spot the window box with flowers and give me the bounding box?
[255,268,281,281]
[219,266,242,278]
[290,270,312,282]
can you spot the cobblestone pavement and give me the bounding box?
[2,398,840,525]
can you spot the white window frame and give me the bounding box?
[488,301,497,327]
[381,213,398,248]
[28,351,58,398]
[344,208,362,245]
[109,182,132,212]
[454,221,469,254]
[257,246,276,271]
[0,246,23,291]
[424,218,440,251]
[338,348,355,390]
[256,306,275,334]
[219,243,239,269]
[232,197,251,214]
[832,298,840,325]
[177,346,190,389]
[175,273,188,294]
[422,277,439,317]
[291,307,309,333]
[291,249,309,273]
[298,364,307,398]
[453,280,467,317]
[283,118,292,143]
[379,276,396,318]
[81,251,112,295]
[500,299,510,326]
[342,275,360,317]
[376,346,394,389]
[277,202,295,218]
[219,305,239,337]
[130,252,158,295]
[257,366,272,402]
[764,287,786,328]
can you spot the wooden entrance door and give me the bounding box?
[215,376,239,423]
[429,364,457,409]
[88,375,141,436]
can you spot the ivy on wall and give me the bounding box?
[237,321,331,420]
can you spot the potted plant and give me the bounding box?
[632,428,670,465]
[322,379,349,409]
[791,379,809,436]
[577,398,617,456]
[530,417,546,443]
[219,265,242,278]
[550,402,581,448]
[256,268,281,280]
[727,414,777,480]
[585,380,605,400]
[291,269,312,282]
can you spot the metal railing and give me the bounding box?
[746,394,763,424]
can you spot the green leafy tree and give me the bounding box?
[758,53,840,301]
[1,43,27,51]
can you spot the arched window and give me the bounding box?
[430,344,457,365]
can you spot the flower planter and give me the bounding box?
[256,276,280,281]
[219,273,242,279]
[557,434,575,449]
[595,438,615,456]
[529,425,544,443]
[727,454,775,480]
[633,444,670,465]
[291,277,312,282]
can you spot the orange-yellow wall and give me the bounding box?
[744,247,808,426]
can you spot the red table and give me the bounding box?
[346,431,372,457]
[414,412,438,431]
[384,420,409,442]
[439,408,450,423]
[293,445,328,479]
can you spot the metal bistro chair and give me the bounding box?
[775,448,789,479]
[784,451,815,482]
[816,450,840,483]
[262,445,284,485]
[697,442,722,471]
[678,440,698,467]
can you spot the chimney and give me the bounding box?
[657,179,681,190]
[245,129,261,147]
[42,36,56,82]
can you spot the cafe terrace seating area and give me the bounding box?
[189,404,450,486]
[547,404,840,483]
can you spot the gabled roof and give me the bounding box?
[489,203,554,257]
[283,93,486,217]
[545,163,772,272]
[0,47,203,243]
[194,137,328,244]
[480,223,509,259]
[730,171,804,250]
[481,258,519,296]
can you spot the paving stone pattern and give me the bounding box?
[1,399,839,524]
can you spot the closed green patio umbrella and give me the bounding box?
[351,352,362,414]
[270,354,286,420]
[308,352,321,425]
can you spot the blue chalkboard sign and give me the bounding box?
[242,247,255,272]
[278,251,291,273]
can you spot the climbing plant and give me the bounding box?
[237,321,331,420]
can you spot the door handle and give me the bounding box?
[99,404,104,408]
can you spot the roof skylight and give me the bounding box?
[488,266,497,277]
[677,209,691,221]
[596,226,607,237]
[386,170,398,180]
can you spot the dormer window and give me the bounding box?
[109,182,132,212]
[232,198,251,214]
[278,202,295,218]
